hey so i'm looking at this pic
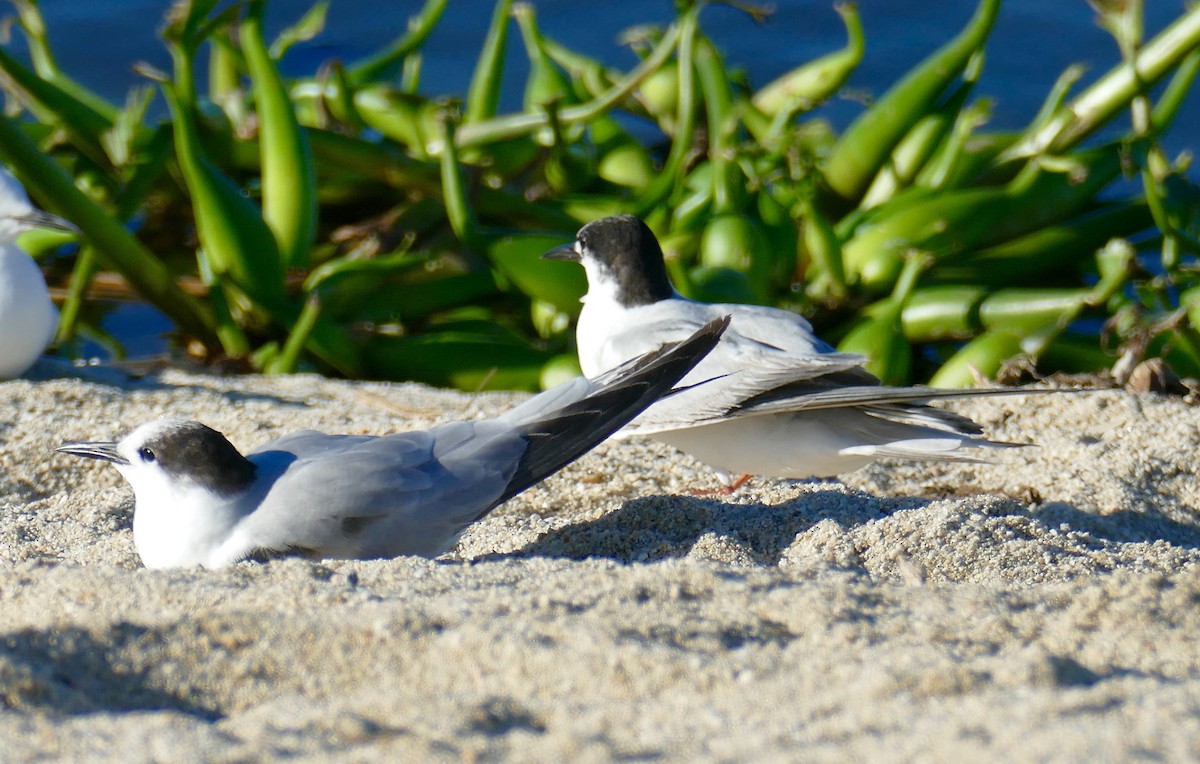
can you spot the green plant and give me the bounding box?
[0,0,1196,389]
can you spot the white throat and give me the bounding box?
[121,465,248,569]
[575,259,629,378]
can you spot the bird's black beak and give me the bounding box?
[57,441,129,465]
[13,209,79,234]
[542,241,580,262]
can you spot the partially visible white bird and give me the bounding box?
[545,214,1039,490]
[56,317,729,569]
[0,167,74,378]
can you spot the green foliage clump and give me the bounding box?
[1,0,1198,389]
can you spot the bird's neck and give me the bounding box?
[580,255,674,309]
[129,474,250,569]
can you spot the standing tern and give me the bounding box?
[544,214,1040,489]
[56,317,729,569]
[0,167,74,378]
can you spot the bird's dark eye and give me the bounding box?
[137,447,156,463]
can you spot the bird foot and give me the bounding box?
[688,473,752,496]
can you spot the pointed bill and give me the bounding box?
[13,208,79,233]
[56,441,129,465]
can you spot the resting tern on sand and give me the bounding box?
[57,318,729,569]
[544,214,1042,490]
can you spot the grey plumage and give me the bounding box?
[57,317,730,568]
[546,215,1055,485]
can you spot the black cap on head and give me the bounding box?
[136,421,257,497]
[574,215,675,307]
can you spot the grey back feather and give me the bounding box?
[228,316,729,560]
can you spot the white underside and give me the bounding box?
[0,247,56,378]
[649,415,968,484]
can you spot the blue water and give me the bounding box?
[34,1,1199,142]
[18,1,1200,358]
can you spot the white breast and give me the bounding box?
[123,466,245,569]
[0,245,56,378]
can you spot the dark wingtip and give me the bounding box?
[488,314,730,514]
[625,314,730,377]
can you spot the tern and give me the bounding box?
[57,317,729,568]
[545,214,1038,489]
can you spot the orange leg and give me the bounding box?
[726,473,753,492]
[688,473,752,496]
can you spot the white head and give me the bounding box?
[57,418,258,568]
[0,167,77,242]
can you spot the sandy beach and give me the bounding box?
[1,361,1198,761]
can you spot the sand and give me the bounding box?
[0,360,1198,762]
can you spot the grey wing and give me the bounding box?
[640,383,1067,442]
[595,300,877,435]
[599,300,836,379]
[235,424,526,560]
[621,354,871,435]
[724,384,1065,424]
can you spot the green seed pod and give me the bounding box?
[686,265,759,305]
[837,300,912,385]
[560,194,626,224]
[978,288,1088,337]
[928,202,1152,286]
[465,0,513,124]
[638,59,679,120]
[353,85,440,157]
[513,3,576,116]
[823,0,1000,206]
[592,116,655,190]
[242,1,317,268]
[632,11,700,217]
[928,330,1023,388]
[752,2,864,116]
[842,143,1124,293]
[861,69,978,208]
[799,197,846,300]
[900,285,987,341]
[1003,6,1200,160]
[161,80,287,311]
[490,233,587,312]
[699,213,770,300]
[207,33,241,114]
